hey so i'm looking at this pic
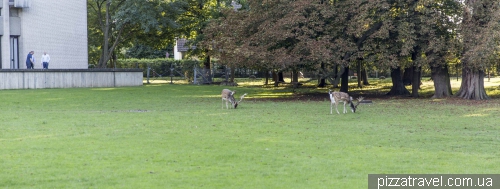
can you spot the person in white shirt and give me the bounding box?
[41,52,50,69]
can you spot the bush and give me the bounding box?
[116,58,205,81]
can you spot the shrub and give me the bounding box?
[116,58,205,81]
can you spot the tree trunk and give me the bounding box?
[278,72,284,82]
[387,67,410,96]
[204,55,212,83]
[265,70,269,85]
[411,66,421,98]
[112,52,117,68]
[333,66,344,88]
[431,65,453,98]
[317,78,326,87]
[402,67,413,86]
[410,45,422,97]
[455,1,490,100]
[292,69,299,83]
[273,70,283,87]
[361,67,369,85]
[340,66,349,93]
[317,63,326,87]
[98,0,111,68]
[97,0,125,68]
[357,59,362,88]
[230,65,235,83]
[455,67,489,100]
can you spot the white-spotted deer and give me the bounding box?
[328,89,364,114]
[221,89,247,109]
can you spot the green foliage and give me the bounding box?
[117,58,200,78]
[87,0,185,67]
[1,84,499,188]
[126,44,173,59]
[460,0,500,71]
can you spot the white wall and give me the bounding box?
[1,0,12,69]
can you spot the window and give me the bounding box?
[9,7,18,17]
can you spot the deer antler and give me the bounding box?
[354,96,365,108]
[238,93,248,103]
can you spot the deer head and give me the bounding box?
[350,96,365,113]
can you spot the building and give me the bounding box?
[1,0,88,69]
[173,38,195,60]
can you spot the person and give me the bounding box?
[33,54,36,69]
[41,52,50,69]
[26,51,34,69]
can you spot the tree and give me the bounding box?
[455,0,500,100]
[362,0,461,97]
[177,0,237,83]
[203,0,500,101]
[204,0,393,92]
[203,0,335,85]
[87,0,184,68]
[416,0,461,98]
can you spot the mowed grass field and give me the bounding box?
[1,78,500,188]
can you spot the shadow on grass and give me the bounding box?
[233,77,500,104]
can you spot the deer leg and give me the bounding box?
[335,102,340,114]
[343,101,347,113]
[329,96,334,114]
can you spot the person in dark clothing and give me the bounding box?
[26,51,34,69]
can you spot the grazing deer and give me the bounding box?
[328,90,364,114]
[221,89,247,109]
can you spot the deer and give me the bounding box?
[328,89,364,114]
[221,89,247,109]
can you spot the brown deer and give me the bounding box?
[328,89,364,114]
[221,89,247,109]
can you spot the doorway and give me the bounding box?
[10,36,19,69]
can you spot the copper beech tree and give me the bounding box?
[201,0,500,100]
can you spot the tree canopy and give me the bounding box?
[87,0,500,100]
[87,0,185,67]
[199,0,500,99]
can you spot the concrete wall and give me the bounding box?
[0,69,143,90]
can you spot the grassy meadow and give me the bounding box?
[1,77,500,188]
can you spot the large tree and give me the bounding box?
[202,0,500,101]
[203,0,335,85]
[405,0,461,98]
[177,0,239,83]
[359,0,461,97]
[205,0,394,91]
[455,0,500,100]
[88,0,184,68]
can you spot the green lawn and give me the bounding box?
[1,79,499,188]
